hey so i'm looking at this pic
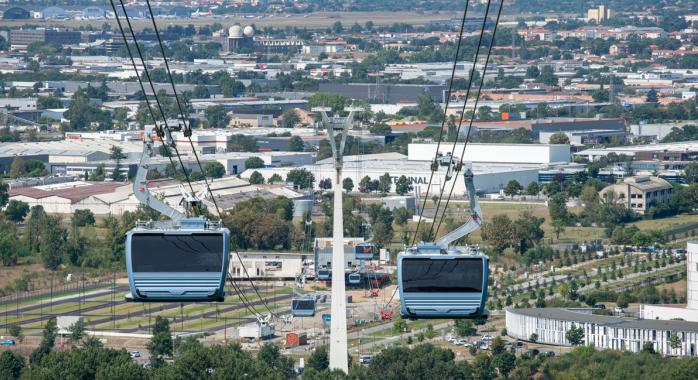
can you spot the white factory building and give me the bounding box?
[506,242,698,357]
[242,142,571,195]
[406,143,571,164]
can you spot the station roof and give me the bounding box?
[510,308,698,333]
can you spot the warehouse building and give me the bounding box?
[241,153,541,195]
[10,28,81,51]
[407,143,571,164]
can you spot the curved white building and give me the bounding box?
[506,241,698,357]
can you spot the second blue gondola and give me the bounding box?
[397,244,488,319]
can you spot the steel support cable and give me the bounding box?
[108,0,180,178]
[386,0,504,309]
[384,0,473,309]
[227,275,262,317]
[411,0,472,247]
[113,0,256,314]
[433,0,504,239]
[142,0,277,318]
[427,0,494,241]
[113,0,196,196]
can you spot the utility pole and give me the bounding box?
[312,106,363,373]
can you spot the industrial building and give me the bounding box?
[507,242,698,357]
[407,143,571,164]
[575,141,698,162]
[9,28,81,51]
[318,83,448,103]
[242,152,542,195]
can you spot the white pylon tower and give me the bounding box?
[313,106,363,373]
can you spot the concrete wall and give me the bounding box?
[688,241,698,309]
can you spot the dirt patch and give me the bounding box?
[0,264,47,289]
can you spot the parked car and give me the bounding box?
[0,339,16,345]
[462,341,472,348]
[542,351,556,357]
[129,351,141,358]
[523,348,540,356]
[482,334,494,341]
[452,339,463,345]
[359,355,373,365]
[594,304,606,309]
[615,307,624,314]
[515,341,524,347]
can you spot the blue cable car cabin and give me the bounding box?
[317,267,331,280]
[397,244,488,319]
[126,220,230,302]
[355,243,376,260]
[291,297,316,317]
[347,272,361,285]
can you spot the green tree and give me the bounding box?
[684,162,698,184]
[481,214,516,252]
[30,317,57,364]
[0,180,8,208]
[308,93,349,114]
[203,161,226,178]
[565,323,584,345]
[245,156,265,169]
[395,175,413,195]
[369,123,392,135]
[548,192,570,224]
[245,157,265,169]
[249,171,264,185]
[552,219,566,241]
[378,172,392,195]
[669,332,681,351]
[646,88,658,103]
[68,317,86,343]
[8,323,22,343]
[549,132,570,144]
[268,173,283,184]
[342,177,354,192]
[455,319,476,337]
[71,209,95,227]
[504,180,523,197]
[4,200,29,223]
[0,351,24,380]
[279,109,300,128]
[492,350,516,378]
[9,157,25,178]
[526,181,540,196]
[148,316,173,367]
[307,345,329,371]
[286,168,314,189]
[289,135,305,151]
[257,343,294,378]
[40,216,67,270]
[192,84,210,99]
[529,333,538,343]
[227,134,257,152]
[205,105,230,128]
[393,207,411,226]
[392,315,409,334]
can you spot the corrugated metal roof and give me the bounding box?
[510,308,698,332]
